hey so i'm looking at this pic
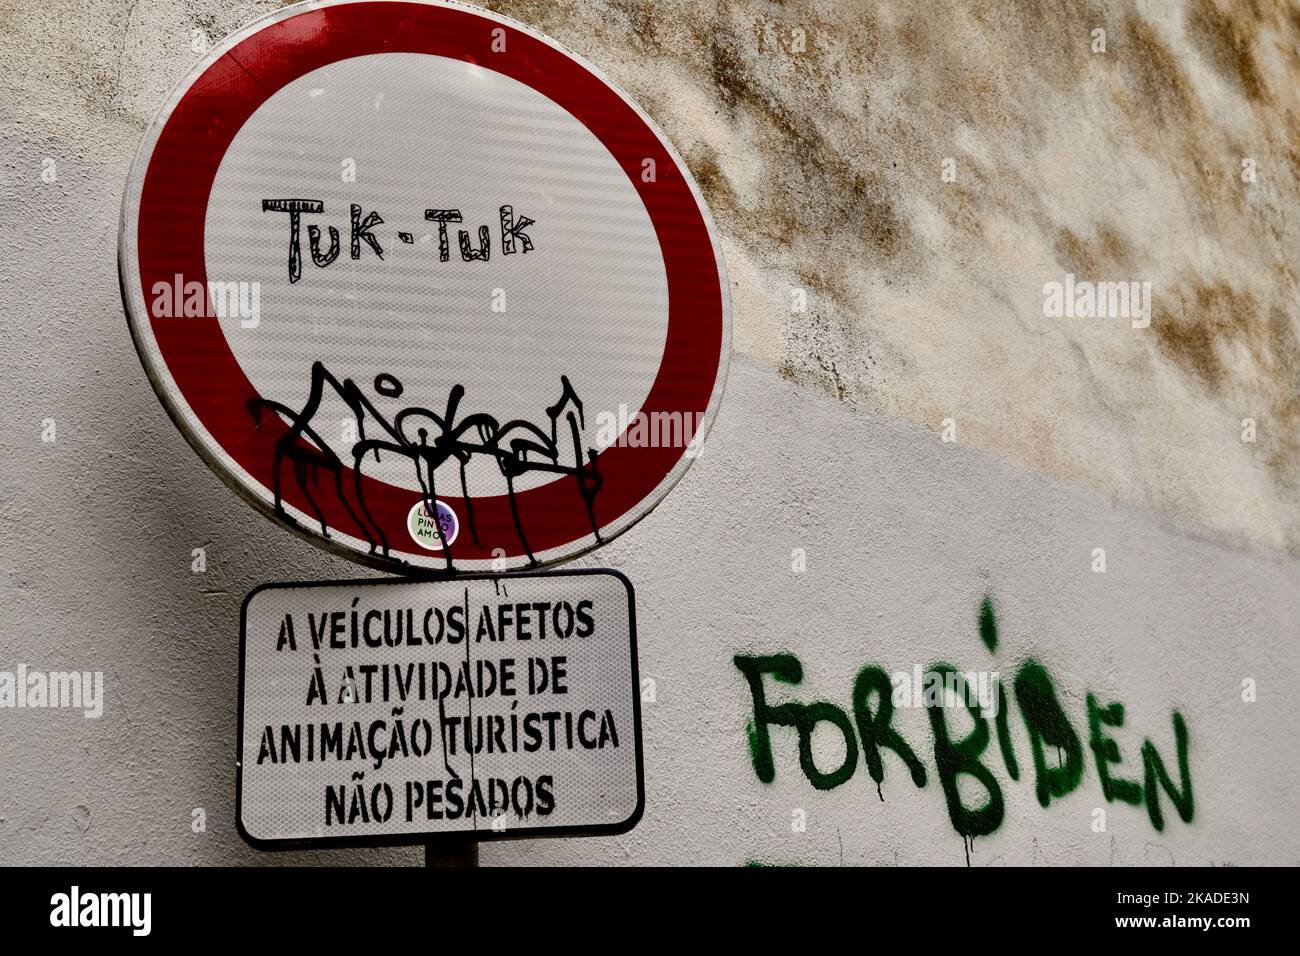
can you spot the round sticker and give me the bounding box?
[408,499,458,551]
[119,0,730,573]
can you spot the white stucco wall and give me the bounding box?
[0,0,1297,865]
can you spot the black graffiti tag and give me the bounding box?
[247,362,602,569]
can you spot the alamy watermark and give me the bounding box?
[891,665,1000,716]
[594,404,707,458]
[1043,273,1151,329]
[0,664,103,718]
[151,272,261,328]
[50,886,150,936]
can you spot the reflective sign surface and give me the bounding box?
[120,0,731,572]
[237,571,642,846]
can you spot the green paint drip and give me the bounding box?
[994,679,1020,781]
[979,595,998,652]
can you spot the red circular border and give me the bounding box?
[135,1,722,561]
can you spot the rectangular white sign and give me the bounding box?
[237,570,642,847]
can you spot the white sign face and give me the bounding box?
[119,0,731,573]
[237,571,641,847]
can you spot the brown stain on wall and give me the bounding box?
[1054,224,1135,277]
[966,0,1104,90]
[474,0,1300,549]
[1155,280,1299,392]
[1118,13,1200,128]
[1154,279,1300,493]
[1187,0,1267,103]
[702,28,911,268]
[1153,281,1251,391]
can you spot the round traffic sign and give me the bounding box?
[119,0,730,573]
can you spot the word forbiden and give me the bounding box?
[735,596,1194,853]
[262,200,536,283]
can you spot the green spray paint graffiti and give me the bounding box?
[734,595,1194,847]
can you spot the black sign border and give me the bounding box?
[235,568,644,850]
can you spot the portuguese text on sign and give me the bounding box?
[237,571,642,847]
